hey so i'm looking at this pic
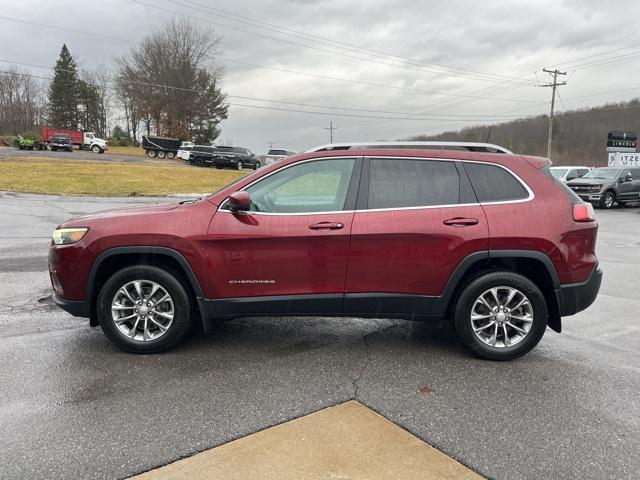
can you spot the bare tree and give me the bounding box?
[115,18,228,143]
[0,68,46,135]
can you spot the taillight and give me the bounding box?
[573,203,595,222]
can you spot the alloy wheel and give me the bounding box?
[111,279,174,341]
[470,286,533,348]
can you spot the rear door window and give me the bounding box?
[463,163,529,203]
[366,158,461,209]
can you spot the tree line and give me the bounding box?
[408,100,640,166]
[0,18,228,145]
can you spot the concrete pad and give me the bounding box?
[133,400,482,480]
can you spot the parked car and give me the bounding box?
[567,166,640,208]
[265,149,296,165]
[550,166,591,183]
[187,145,261,170]
[42,128,107,153]
[49,134,74,152]
[49,141,601,360]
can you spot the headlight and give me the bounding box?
[590,185,602,192]
[52,227,89,245]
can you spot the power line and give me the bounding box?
[0,66,542,122]
[174,0,528,83]
[0,58,533,119]
[0,14,129,43]
[135,1,534,86]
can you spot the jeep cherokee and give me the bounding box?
[49,142,602,360]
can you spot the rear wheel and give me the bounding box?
[453,272,547,361]
[157,150,166,159]
[146,149,157,158]
[600,191,615,209]
[236,160,243,170]
[166,151,176,159]
[97,265,192,354]
[194,157,204,167]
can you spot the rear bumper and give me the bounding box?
[53,294,90,318]
[558,265,603,316]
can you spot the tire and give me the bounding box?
[96,265,192,354]
[51,147,57,152]
[215,164,223,169]
[146,149,157,158]
[194,157,204,167]
[453,271,547,361]
[91,145,101,154]
[236,160,243,170]
[253,161,261,171]
[599,191,615,209]
[157,150,166,159]
[166,151,176,159]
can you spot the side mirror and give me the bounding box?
[228,191,250,212]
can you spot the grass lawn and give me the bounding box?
[0,157,248,196]
[107,146,147,157]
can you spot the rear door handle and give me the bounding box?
[309,222,344,230]
[443,217,479,226]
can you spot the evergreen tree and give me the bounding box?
[48,44,79,128]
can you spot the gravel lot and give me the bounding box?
[0,191,638,479]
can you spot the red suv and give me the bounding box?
[49,142,602,360]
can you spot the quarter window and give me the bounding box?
[367,158,461,209]
[463,163,529,202]
[245,158,355,213]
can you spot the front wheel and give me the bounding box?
[236,160,243,170]
[453,272,547,361]
[253,161,261,171]
[97,265,192,354]
[600,191,615,209]
[91,145,101,154]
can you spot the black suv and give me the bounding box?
[567,166,640,208]
[189,146,260,170]
[50,134,73,152]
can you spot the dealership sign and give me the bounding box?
[608,152,640,166]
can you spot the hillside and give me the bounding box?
[407,99,640,166]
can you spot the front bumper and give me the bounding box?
[53,294,90,318]
[558,265,603,316]
[576,193,602,202]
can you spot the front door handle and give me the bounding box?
[309,222,344,230]
[443,217,479,226]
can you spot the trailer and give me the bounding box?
[141,136,182,159]
[41,128,108,153]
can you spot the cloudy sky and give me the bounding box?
[2,0,640,152]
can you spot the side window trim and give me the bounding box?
[219,156,363,215]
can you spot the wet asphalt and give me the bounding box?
[0,191,638,480]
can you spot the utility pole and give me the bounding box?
[325,121,338,143]
[538,68,567,159]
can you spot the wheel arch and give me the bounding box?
[440,250,562,333]
[86,247,205,329]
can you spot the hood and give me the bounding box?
[61,203,180,226]
[567,178,607,186]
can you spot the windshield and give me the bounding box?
[550,168,569,179]
[582,168,620,180]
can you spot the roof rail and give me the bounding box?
[305,141,513,154]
